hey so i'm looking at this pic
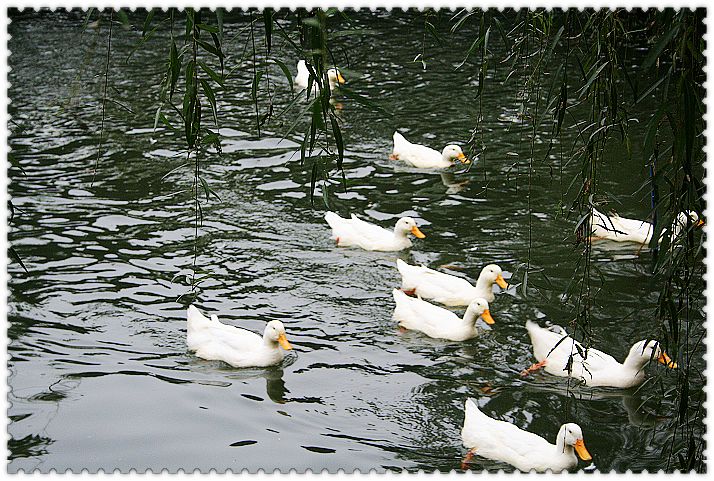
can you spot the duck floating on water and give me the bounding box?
[392,289,493,341]
[396,259,508,306]
[325,212,425,251]
[295,59,345,93]
[390,131,471,169]
[461,398,592,472]
[523,320,676,388]
[591,208,703,245]
[187,305,293,368]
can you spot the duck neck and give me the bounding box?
[263,333,278,348]
[554,430,576,460]
[622,351,650,373]
[393,227,410,241]
[462,308,481,331]
[441,151,454,164]
[475,272,494,292]
[555,438,575,461]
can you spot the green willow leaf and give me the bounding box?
[272,59,294,92]
[198,60,225,87]
[197,23,219,33]
[330,115,344,169]
[200,78,218,127]
[263,9,273,53]
[142,9,155,37]
[197,39,223,59]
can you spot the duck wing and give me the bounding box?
[392,131,412,153]
[392,289,458,331]
[325,211,364,245]
[295,60,310,88]
[348,214,393,242]
[593,208,652,242]
[463,399,550,464]
[397,259,474,299]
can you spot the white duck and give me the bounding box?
[523,320,676,388]
[392,289,493,341]
[591,208,703,245]
[294,60,345,92]
[461,398,592,472]
[186,305,293,368]
[396,259,508,306]
[324,212,426,251]
[390,132,471,169]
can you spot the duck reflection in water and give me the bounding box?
[440,172,470,195]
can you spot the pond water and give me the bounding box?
[7,10,704,473]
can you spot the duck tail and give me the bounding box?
[187,305,211,331]
[396,258,409,275]
[392,288,407,302]
[393,131,407,149]
[464,398,483,420]
[525,320,540,333]
[324,211,341,227]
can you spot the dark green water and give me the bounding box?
[8,10,704,473]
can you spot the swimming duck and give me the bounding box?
[325,212,426,251]
[390,131,470,169]
[295,60,345,92]
[186,305,293,368]
[392,289,493,341]
[591,208,702,245]
[461,398,592,472]
[396,259,508,306]
[523,320,676,388]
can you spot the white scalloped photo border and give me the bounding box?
[1,2,709,478]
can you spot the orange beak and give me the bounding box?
[658,352,677,369]
[277,333,293,351]
[574,439,592,461]
[456,152,470,164]
[337,73,346,84]
[696,219,705,227]
[411,226,426,239]
[495,274,508,289]
[480,309,495,325]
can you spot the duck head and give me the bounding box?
[478,264,509,289]
[557,423,592,461]
[441,145,470,164]
[626,340,676,370]
[464,298,495,325]
[264,320,293,350]
[327,67,346,86]
[394,217,426,239]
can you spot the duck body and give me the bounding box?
[294,60,345,93]
[392,289,493,341]
[390,132,469,169]
[525,320,676,388]
[461,399,591,473]
[591,208,701,245]
[325,212,425,252]
[186,305,292,368]
[396,259,507,306]
[591,208,653,244]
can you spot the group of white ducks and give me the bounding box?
[184,60,702,472]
